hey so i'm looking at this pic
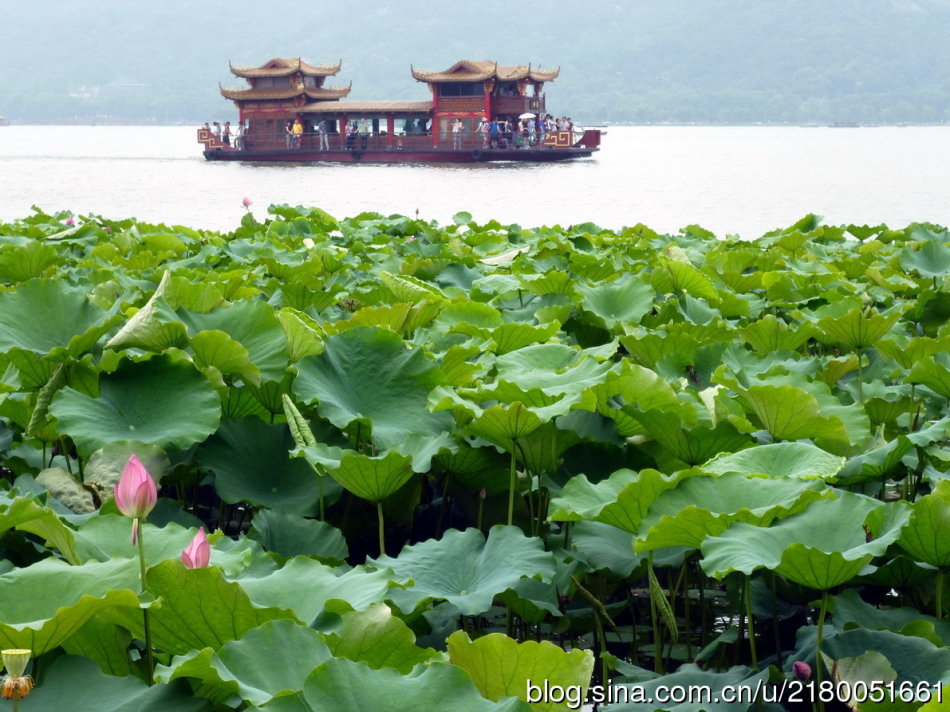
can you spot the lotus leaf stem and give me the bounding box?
[507,444,517,527]
[815,590,830,712]
[136,519,154,685]
[744,576,758,669]
[937,570,944,620]
[377,501,385,556]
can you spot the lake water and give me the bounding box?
[1,125,948,237]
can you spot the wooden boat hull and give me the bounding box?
[202,146,597,163]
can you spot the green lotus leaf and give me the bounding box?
[324,603,437,673]
[472,321,556,355]
[738,314,815,354]
[0,240,59,282]
[61,616,138,677]
[550,468,692,534]
[907,352,950,399]
[198,418,320,515]
[701,493,912,589]
[636,411,753,466]
[921,685,950,711]
[36,466,91,514]
[156,619,333,707]
[293,326,453,471]
[604,663,770,712]
[737,384,842,442]
[368,526,555,615]
[0,278,117,357]
[190,329,260,385]
[275,308,325,362]
[576,273,654,329]
[814,627,950,685]
[636,473,831,552]
[571,521,644,577]
[815,306,901,350]
[180,299,290,383]
[654,257,718,301]
[448,631,594,712]
[837,435,914,485]
[20,655,212,711]
[81,440,169,497]
[324,449,414,503]
[248,509,348,562]
[105,271,189,351]
[105,559,297,655]
[49,355,222,456]
[237,557,401,625]
[467,402,545,449]
[0,495,80,564]
[900,239,950,278]
[380,270,447,302]
[73,517,206,566]
[493,344,615,397]
[898,479,950,568]
[702,442,845,480]
[831,588,950,646]
[336,301,442,337]
[0,557,141,653]
[301,657,532,712]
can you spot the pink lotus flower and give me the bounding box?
[114,455,157,544]
[181,527,211,569]
[792,660,812,680]
[242,196,252,208]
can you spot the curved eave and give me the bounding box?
[229,57,343,78]
[220,83,351,101]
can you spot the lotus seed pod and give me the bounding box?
[1,649,30,678]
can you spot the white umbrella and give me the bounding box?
[519,112,536,119]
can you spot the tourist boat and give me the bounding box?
[197,58,601,163]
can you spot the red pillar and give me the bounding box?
[386,115,395,148]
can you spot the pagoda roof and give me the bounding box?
[220,84,352,101]
[229,58,343,78]
[411,60,559,83]
[301,100,433,115]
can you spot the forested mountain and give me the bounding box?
[3,0,949,124]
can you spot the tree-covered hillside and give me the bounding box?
[2,0,948,124]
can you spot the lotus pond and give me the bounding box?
[0,207,947,711]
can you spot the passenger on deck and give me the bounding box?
[478,118,489,148]
[222,121,232,146]
[212,122,222,141]
[285,120,295,149]
[317,119,329,150]
[451,118,463,149]
[292,118,304,149]
[358,119,370,150]
[345,121,357,150]
[235,122,245,150]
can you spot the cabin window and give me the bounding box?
[496,82,519,97]
[303,76,317,88]
[438,82,482,97]
[255,77,292,89]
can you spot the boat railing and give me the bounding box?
[207,128,597,153]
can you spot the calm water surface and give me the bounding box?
[1,125,948,237]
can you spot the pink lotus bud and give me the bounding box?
[114,455,157,544]
[64,217,75,226]
[242,196,252,208]
[792,660,812,680]
[181,527,211,569]
[406,235,416,243]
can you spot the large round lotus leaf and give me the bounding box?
[901,239,950,278]
[324,449,415,503]
[367,525,555,616]
[702,442,845,480]
[156,619,332,708]
[635,472,830,552]
[248,509,348,562]
[20,655,212,712]
[898,479,950,568]
[302,657,532,712]
[237,557,399,626]
[325,603,437,673]
[576,273,654,329]
[448,631,594,711]
[0,557,141,654]
[0,278,116,357]
[293,327,453,471]
[179,300,290,383]
[198,418,320,515]
[907,352,950,399]
[49,355,221,456]
[103,559,297,655]
[700,492,912,590]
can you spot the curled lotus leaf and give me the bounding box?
[700,492,912,590]
[367,525,555,616]
[448,631,594,711]
[635,472,832,552]
[701,442,845,480]
[898,479,950,568]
